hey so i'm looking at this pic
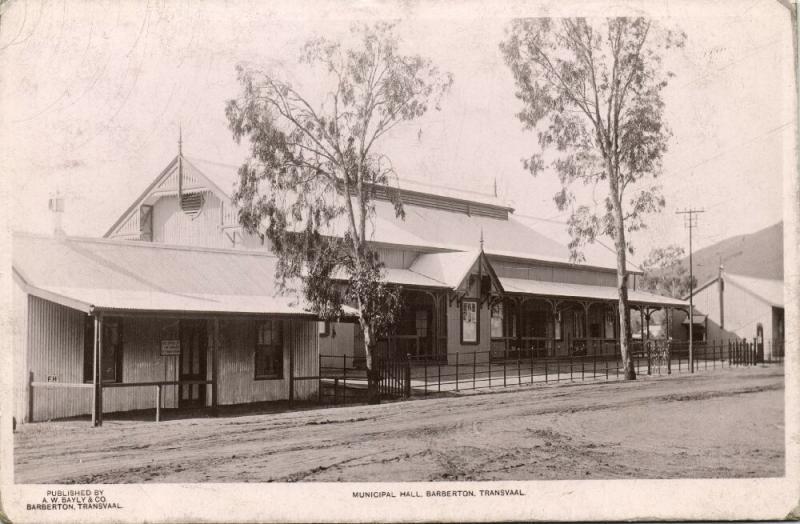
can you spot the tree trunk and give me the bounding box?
[361,319,381,404]
[608,166,636,380]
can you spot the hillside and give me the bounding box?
[688,222,783,285]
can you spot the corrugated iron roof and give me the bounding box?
[500,277,688,307]
[408,250,482,289]
[13,232,330,316]
[109,155,640,273]
[183,156,512,210]
[725,273,784,307]
[381,268,451,288]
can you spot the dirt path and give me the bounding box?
[14,366,784,483]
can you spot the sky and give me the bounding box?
[0,0,795,262]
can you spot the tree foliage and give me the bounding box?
[225,22,453,390]
[501,18,685,379]
[640,245,696,299]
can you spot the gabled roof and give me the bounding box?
[106,154,636,273]
[687,272,783,308]
[725,273,784,307]
[13,232,330,317]
[103,155,236,238]
[409,250,504,293]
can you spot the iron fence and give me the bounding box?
[316,338,783,404]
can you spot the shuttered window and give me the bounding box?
[180,192,204,216]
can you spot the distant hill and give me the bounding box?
[687,222,783,285]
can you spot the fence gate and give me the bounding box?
[378,355,411,400]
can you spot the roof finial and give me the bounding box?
[178,124,183,157]
[480,227,484,251]
[493,177,497,198]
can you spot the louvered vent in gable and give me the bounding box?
[180,191,204,217]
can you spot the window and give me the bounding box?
[461,300,479,344]
[180,192,204,216]
[139,204,153,241]
[255,319,283,379]
[490,303,504,339]
[83,317,123,383]
[318,321,329,337]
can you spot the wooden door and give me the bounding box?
[179,319,207,408]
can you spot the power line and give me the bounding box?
[676,207,705,373]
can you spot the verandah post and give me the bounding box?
[318,354,322,403]
[155,384,161,423]
[27,371,34,424]
[342,356,347,404]
[92,314,104,427]
[212,318,220,409]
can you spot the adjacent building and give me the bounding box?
[669,223,785,359]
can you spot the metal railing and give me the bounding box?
[318,338,783,404]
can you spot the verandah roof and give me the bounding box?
[12,232,348,317]
[500,277,688,308]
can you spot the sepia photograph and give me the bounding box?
[0,0,797,521]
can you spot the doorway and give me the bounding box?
[179,319,207,408]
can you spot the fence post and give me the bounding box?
[712,340,716,369]
[474,352,478,390]
[155,384,161,423]
[343,363,347,405]
[404,355,411,398]
[424,360,428,397]
[593,351,597,379]
[318,355,323,403]
[557,356,561,382]
[517,353,521,386]
[647,341,652,376]
[503,352,507,387]
[455,353,460,391]
[438,360,441,393]
[544,358,548,384]
[570,353,574,382]
[667,341,672,375]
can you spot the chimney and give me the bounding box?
[48,193,65,237]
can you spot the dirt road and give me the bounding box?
[14,366,784,483]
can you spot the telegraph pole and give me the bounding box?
[676,208,704,372]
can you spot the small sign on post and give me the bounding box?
[161,339,181,356]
